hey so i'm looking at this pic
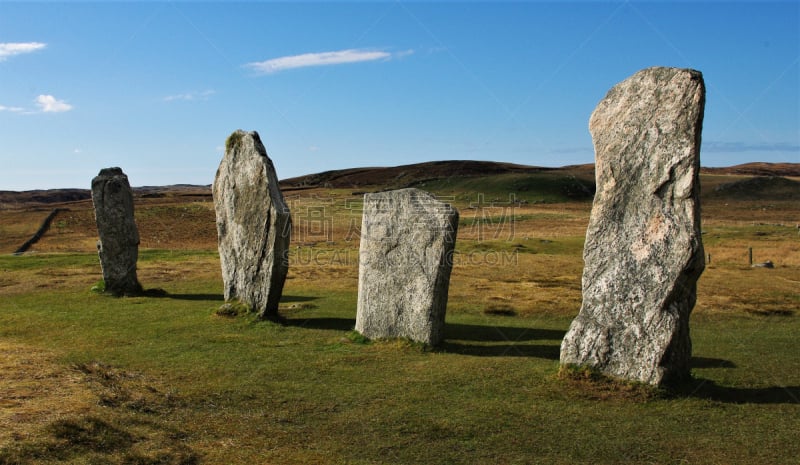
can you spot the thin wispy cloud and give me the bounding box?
[164,89,216,102]
[35,95,73,113]
[246,48,411,74]
[0,42,46,61]
[0,104,25,113]
[703,140,800,153]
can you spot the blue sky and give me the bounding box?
[1,1,798,190]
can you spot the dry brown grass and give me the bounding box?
[0,343,198,463]
[0,342,95,445]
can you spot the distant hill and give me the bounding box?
[707,175,800,200]
[701,162,800,177]
[281,160,800,190]
[279,160,561,190]
[1,161,798,207]
[0,189,91,206]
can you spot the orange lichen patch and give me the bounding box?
[0,342,95,444]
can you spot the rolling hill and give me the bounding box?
[0,160,798,208]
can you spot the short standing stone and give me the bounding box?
[91,167,143,296]
[560,67,706,385]
[355,188,459,346]
[213,130,291,320]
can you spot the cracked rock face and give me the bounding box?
[212,130,291,319]
[91,167,142,296]
[560,67,706,385]
[355,188,459,346]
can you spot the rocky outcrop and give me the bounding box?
[355,188,459,345]
[560,67,706,385]
[212,130,291,320]
[91,167,142,296]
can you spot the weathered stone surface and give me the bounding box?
[91,167,142,296]
[560,67,706,385]
[212,130,291,319]
[355,188,459,345]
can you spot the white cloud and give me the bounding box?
[0,42,46,61]
[164,89,216,102]
[246,48,405,74]
[0,104,25,113]
[35,95,73,113]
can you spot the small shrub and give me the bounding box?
[558,363,607,382]
[346,331,371,345]
[215,300,251,318]
[90,280,105,294]
[225,131,244,152]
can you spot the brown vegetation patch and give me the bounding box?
[557,365,661,402]
[0,348,197,464]
[0,342,95,444]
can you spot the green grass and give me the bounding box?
[1,251,799,464]
[456,236,585,257]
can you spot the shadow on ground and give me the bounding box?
[282,295,319,303]
[445,323,565,342]
[141,292,318,303]
[440,323,565,359]
[285,317,355,331]
[679,378,800,404]
[690,356,737,369]
[682,357,798,403]
[161,293,224,301]
[440,341,561,359]
[282,317,564,359]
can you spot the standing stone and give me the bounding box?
[356,188,459,346]
[213,130,291,320]
[560,67,706,385]
[91,167,143,296]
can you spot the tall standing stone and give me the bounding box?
[213,130,291,320]
[356,188,459,346]
[560,67,706,385]
[91,167,143,296]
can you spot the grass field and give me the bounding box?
[1,172,799,464]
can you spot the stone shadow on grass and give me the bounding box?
[162,293,224,301]
[139,289,223,301]
[141,293,318,303]
[285,317,355,331]
[690,356,737,369]
[445,323,565,343]
[439,341,561,359]
[281,295,319,303]
[439,323,565,359]
[678,378,800,404]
